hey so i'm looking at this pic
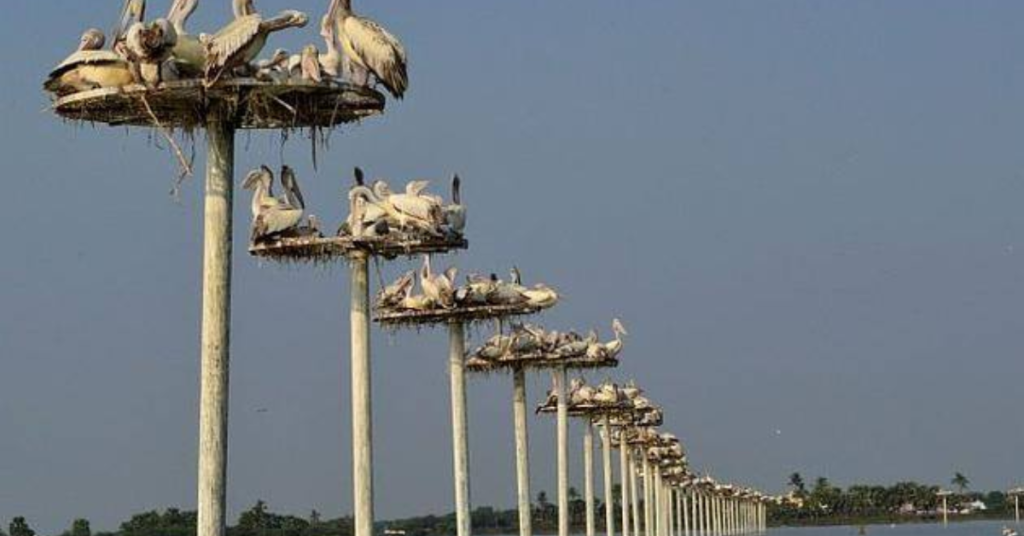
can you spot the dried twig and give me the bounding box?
[139,93,194,189]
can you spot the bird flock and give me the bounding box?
[243,166,467,245]
[45,0,408,98]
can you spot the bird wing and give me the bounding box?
[209,15,262,67]
[343,15,408,97]
[405,180,430,196]
[50,51,126,78]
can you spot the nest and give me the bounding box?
[375,303,547,328]
[52,79,385,130]
[465,353,619,374]
[535,400,635,418]
[248,233,468,263]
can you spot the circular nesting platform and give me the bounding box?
[466,353,620,374]
[535,400,635,418]
[249,234,468,262]
[375,303,548,327]
[51,79,385,129]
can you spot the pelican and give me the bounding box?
[45,29,135,96]
[603,318,627,358]
[279,165,306,210]
[458,273,498,305]
[399,280,434,311]
[242,165,304,242]
[318,0,344,77]
[522,284,558,308]
[125,17,179,85]
[299,44,323,82]
[113,0,146,54]
[373,180,444,234]
[254,48,290,81]
[378,270,415,308]
[165,0,206,76]
[420,256,456,308]
[336,0,408,98]
[204,0,309,85]
[444,175,467,234]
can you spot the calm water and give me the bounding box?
[770,521,1018,536]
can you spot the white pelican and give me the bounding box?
[253,49,290,82]
[378,271,415,308]
[299,44,323,82]
[420,256,456,308]
[166,0,206,76]
[242,165,304,242]
[125,17,179,85]
[373,180,444,234]
[522,284,558,308]
[603,319,627,358]
[318,0,344,77]
[45,29,135,96]
[444,175,467,234]
[204,0,309,85]
[336,0,408,99]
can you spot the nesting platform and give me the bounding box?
[249,234,468,262]
[535,400,634,418]
[375,303,548,327]
[51,79,385,129]
[466,352,619,374]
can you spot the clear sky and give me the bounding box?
[2,1,1024,534]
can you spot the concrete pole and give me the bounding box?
[677,490,685,536]
[643,455,652,536]
[555,367,570,536]
[698,493,706,536]
[350,251,374,536]
[620,433,631,536]
[602,417,615,536]
[630,452,641,536]
[449,323,472,536]
[684,489,692,536]
[942,495,948,527]
[196,109,234,536]
[1016,495,1020,524]
[512,369,533,536]
[653,469,661,536]
[584,422,595,536]
[712,495,720,536]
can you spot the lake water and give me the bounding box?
[770,521,1018,536]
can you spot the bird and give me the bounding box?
[253,48,291,82]
[378,271,415,308]
[165,0,206,76]
[336,0,408,99]
[603,318,628,358]
[125,17,179,85]
[317,0,344,78]
[444,175,467,234]
[203,0,309,85]
[242,165,304,242]
[372,180,444,234]
[299,44,324,82]
[420,256,456,308]
[113,0,147,54]
[279,165,306,210]
[521,284,558,308]
[45,29,135,96]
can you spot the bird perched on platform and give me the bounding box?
[420,256,457,309]
[317,0,344,78]
[299,44,324,82]
[336,0,408,99]
[165,0,206,77]
[243,165,304,242]
[444,175,467,234]
[45,29,135,96]
[254,48,290,82]
[125,17,179,85]
[203,0,309,85]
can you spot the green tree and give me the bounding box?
[952,472,970,493]
[71,519,91,536]
[788,473,806,496]
[9,518,34,536]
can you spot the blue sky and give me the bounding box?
[2,1,1024,534]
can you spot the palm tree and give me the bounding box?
[952,472,970,493]
[788,473,806,496]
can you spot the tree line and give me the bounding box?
[769,472,1014,526]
